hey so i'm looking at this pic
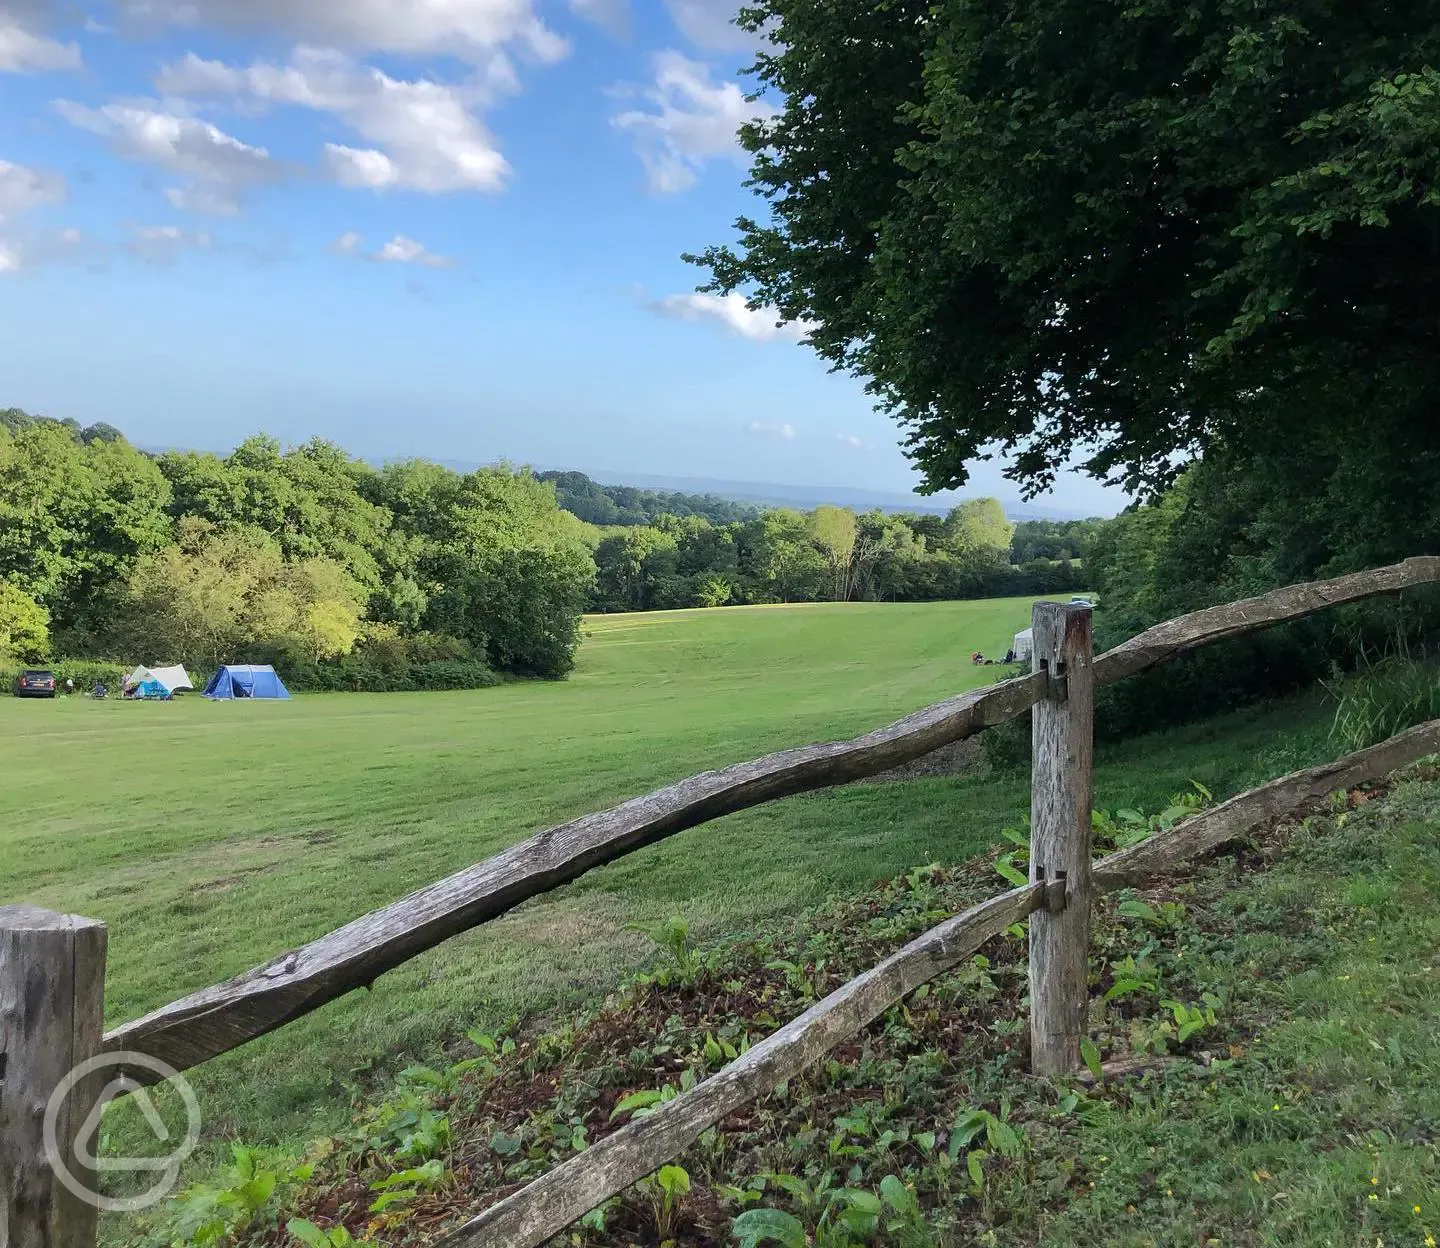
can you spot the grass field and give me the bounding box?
[254,760,1440,1248]
[0,597,1334,1161]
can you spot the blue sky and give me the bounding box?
[0,0,1124,515]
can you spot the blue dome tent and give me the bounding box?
[203,664,291,700]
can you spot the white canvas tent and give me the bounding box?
[1012,627,1034,663]
[125,664,195,694]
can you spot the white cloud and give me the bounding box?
[0,158,71,274]
[121,223,213,265]
[0,4,82,73]
[0,225,93,275]
[0,22,81,72]
[662,0,768,52]
[747,420,797,440]
[835,433,866,449]
[612,50,773,193]
[0,159,65,222]
[376,234,453,266]
[651,291,813,343]
[331,230,454,267]
[112,0,566,65]
[158,48,512,194]
[54,100,280,214]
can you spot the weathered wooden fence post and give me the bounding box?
[1,905,107,1248]
[1028,602,1095,1075]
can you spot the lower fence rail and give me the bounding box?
[6,559,1440,1247]
[436,716,1440,1248]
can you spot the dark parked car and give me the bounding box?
[14,669,57,698]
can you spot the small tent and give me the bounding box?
[129,677,172,700]
[1012,627,1034,664]
[150,664,194,693]
[126,664,194,695]
[203,665,291,700]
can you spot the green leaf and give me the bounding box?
[1104,978,1148,1001]
[610,1089,664,1120]
[287,1219,327,1248]
[730,1208,807,1248]
[986,1119,1024,1158]
[840,1189,881,1215]
[967,1149,987,1188]
[949,1110,989,1156]
[994,852,1029,887]
[1116,898,1157,922]
[489,1129,522,1156]
[879,1174,914,1214]
[763,1173,811,1202]
[657,1165,691,1197]
[236,1171,276,1210]
[1080,1036,1103,1080]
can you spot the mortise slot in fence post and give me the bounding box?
[1,905,108,1248]
[1028,602,1095,1076]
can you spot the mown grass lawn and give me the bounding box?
[275,754,1432,1248]
[0,596,1333,1165]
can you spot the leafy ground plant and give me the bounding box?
[1327,655,1440,752]
[132,758,1440,1248]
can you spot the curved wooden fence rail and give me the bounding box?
[445,718,1440,1248]
[98,554,1440,1079]
[3,555,1438,1248]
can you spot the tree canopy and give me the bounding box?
[692,1,1440,497]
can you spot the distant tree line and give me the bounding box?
[0,409,1100,691]
[585,500,1089,613]
[0,410,593,689]
[536,471,758,527]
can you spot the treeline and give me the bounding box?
[0,410,1098,690]
[587,501,1088,612]
[0,411,593,689]
[1084,444,1440,738]
[536,471,757,527]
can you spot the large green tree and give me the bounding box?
[99,527,367,671]
[0,582,50,662]
[693,1,1440,500]
[0,422,172,626]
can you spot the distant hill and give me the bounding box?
[569,470,1102,523]
[533,471,758,527]
[124,436,1101,524]
[415,460,1102,522]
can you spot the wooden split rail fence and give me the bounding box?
[4,555,1440,1248]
